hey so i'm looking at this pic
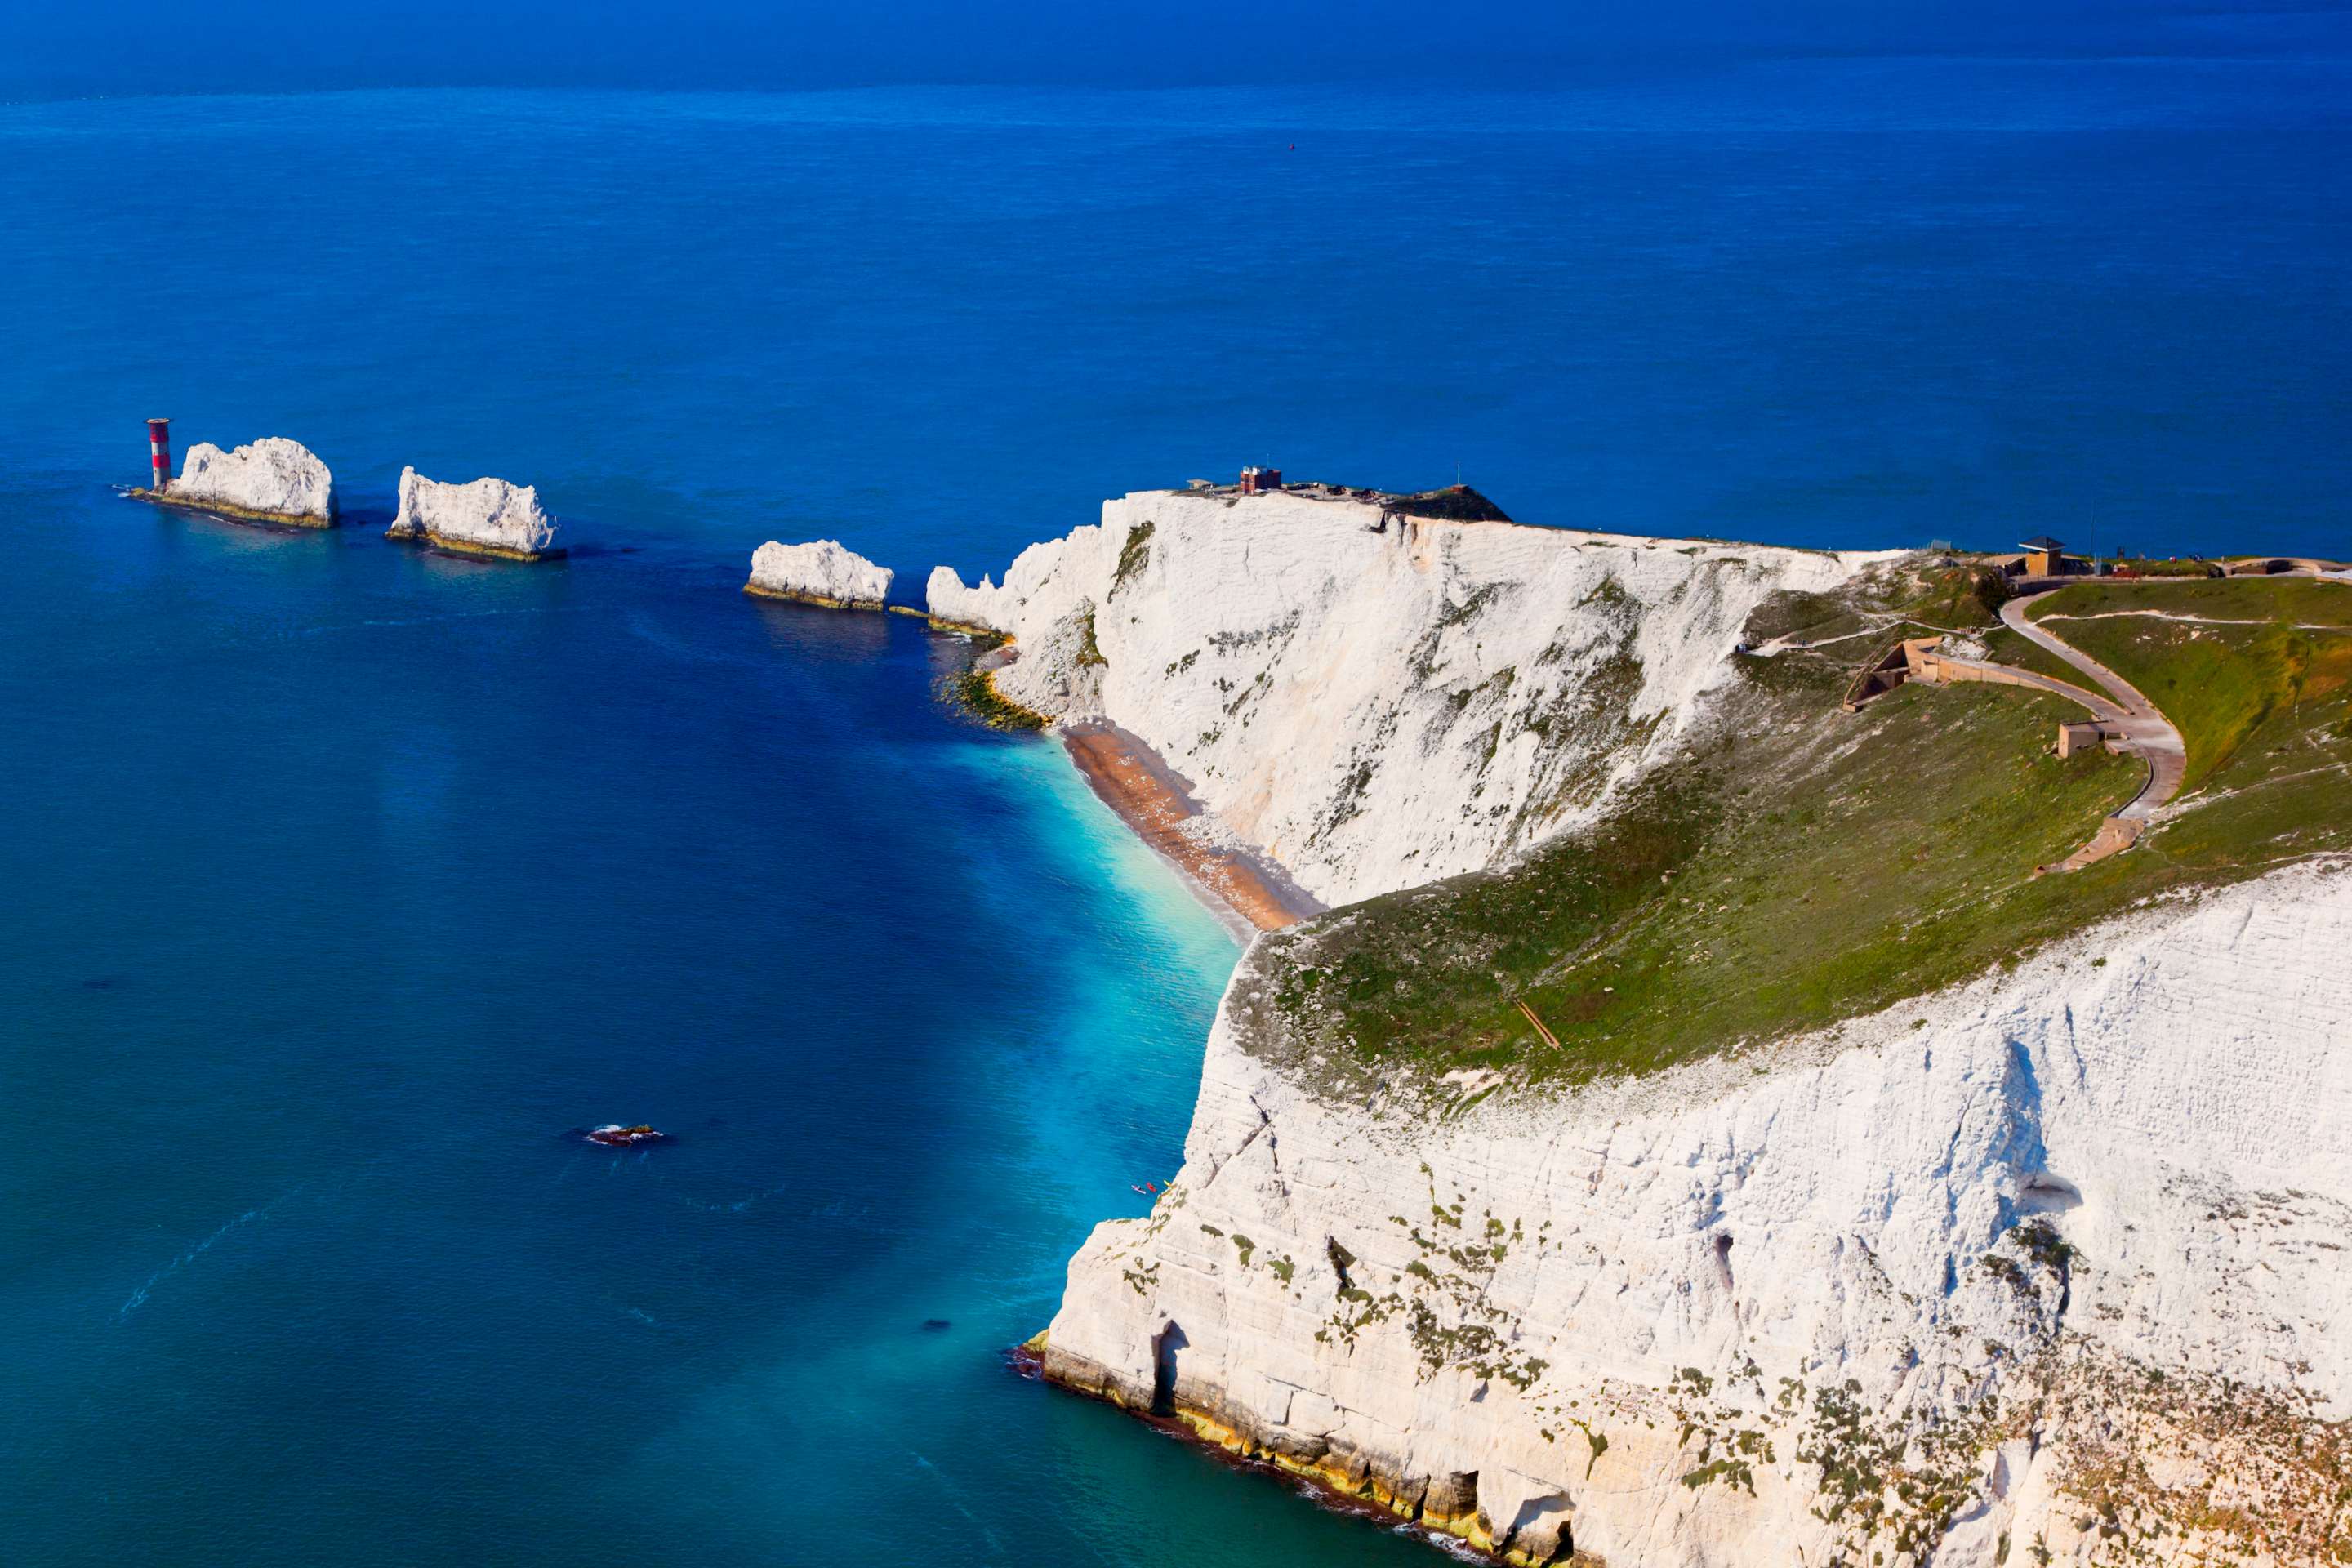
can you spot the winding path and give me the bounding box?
[1996,596,2187,821]
[1873,593,2189,872]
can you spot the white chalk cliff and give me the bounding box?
[389,467,559,559]
[969,486,2352,1566]
[163,437,336,523]
[929,488,1882,908]
[1044,864,2352,1566]
[746,539,893,608]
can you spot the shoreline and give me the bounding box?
[742,581,890,611]
[1061,719,1324,938]
[124,487,335,529]
[1009,1339,1518,1566]
[390,528,565,563]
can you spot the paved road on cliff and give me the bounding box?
[1998,595,2188,818]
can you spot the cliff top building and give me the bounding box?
[1995,536,2091,579]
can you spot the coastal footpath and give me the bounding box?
[975,487,2352,1566]
[136,436,337,527]
[389,467,560,561]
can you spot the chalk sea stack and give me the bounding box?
[140,436,338,527]
[744,539,894,608]
[389,467,562,562]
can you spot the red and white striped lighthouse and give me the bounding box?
[146,418,172,493]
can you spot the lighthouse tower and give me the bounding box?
[146,418,172,493]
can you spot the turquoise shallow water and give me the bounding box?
[0,61,2345,1566]
[0,491,1443,1565]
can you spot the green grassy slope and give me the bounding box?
[2028,577,2352,627]
[1979,626,2083,687]
[1742,561,2010,653]
[2028,579,2352,790]
[1236,571,2351,1091]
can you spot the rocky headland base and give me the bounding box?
[389,467,561,562]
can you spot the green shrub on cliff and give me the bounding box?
[947,666,1049,731]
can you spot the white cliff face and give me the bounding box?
[746,539,893,608]
[930,489,1884,908]
[1044,863,2352,1567]
[164,437,336,523]
[389,467,559,559]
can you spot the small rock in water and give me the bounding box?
[583,1124,670,1148]
[921,1318,952,1333]
[745,538,894,608]
[390,466,559,559]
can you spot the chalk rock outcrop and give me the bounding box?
[163,437,336,525]
[925,563,1009,632]
[389,467,559,561]
[1045,862,2352,1567]
[746,539,893,608]
[929,488,1886,908]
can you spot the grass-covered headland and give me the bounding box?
[1234,566,2351,1091]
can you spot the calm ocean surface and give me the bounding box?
[1,59,2344,1565]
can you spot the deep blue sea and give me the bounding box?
[1,57,2345,1566]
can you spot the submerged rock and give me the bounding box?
[389,467,560,561]
[745,539,893,608]
[158,436,337,526]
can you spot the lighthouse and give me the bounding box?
[146,418,172,493]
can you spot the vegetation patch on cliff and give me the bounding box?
[935,634,1053,731]
[1232,570,2351,1088]
[1111,519,1155,593]
[1388,485,1512,523]
[2026,577,2352,791]
[1974,625,2082,687]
